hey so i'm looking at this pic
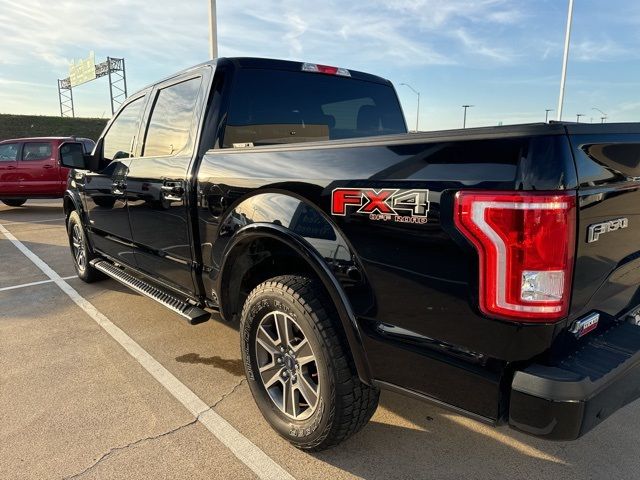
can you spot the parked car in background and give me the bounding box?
[0,136,95,206]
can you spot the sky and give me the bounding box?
[0,0,638,131]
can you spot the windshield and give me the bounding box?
[223,68,406,147]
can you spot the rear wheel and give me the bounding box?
[2,199,26,207]
[67,211,103,282]
[240,275,379,451]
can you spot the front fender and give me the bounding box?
[63,188,94,252]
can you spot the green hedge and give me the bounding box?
[0,114,108,142]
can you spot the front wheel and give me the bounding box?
[240,275,379,451]
[67,211,103,282]
[2,199,26,207]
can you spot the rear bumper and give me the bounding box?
[508,322,640,440]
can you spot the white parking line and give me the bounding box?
[0,275,77,292]
[0,222,296,480]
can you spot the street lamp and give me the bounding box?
[592,107,607,123]
[400,83,420,132]
[462,105,474,128]
[557,0,575,121]
[545,109,554,123]
[208,0,218,58]
[576,113,585,123]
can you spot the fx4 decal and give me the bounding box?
[331,188,430,224]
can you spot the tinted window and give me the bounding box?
[22,142,52,161]
[103,96,145,163]
[224,69,406,147]
[143,77,202,157]
[0,143,19,161]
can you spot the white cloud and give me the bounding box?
[571,38,629,62]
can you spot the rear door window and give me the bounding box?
[142,77,202,157]
[22,142,52,161]
[0,143,19,161]
[223,69,406,147]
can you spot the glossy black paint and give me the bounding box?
[126,70,212,296]
[65,58,640,428]
[510,322,640,440]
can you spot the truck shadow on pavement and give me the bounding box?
[312,388,640,480]
[201,317,640,480]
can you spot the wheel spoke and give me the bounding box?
[275,312,293,347]
[260,362,282,389]
[282,379,296,417]
[256,325,279,355]
[295,339,315,366]
[296,375,318,408]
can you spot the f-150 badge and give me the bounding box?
[331,188,429,224]
[587,217,628,243]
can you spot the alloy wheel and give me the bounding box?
[254,311,320,420]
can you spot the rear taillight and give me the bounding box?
[454,191,576,322]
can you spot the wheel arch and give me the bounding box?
[63,190,96,253]
[218,223,373,385]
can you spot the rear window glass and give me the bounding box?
[223,69,406,147]
[22,142,52,161]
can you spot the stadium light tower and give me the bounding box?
[209,0,218,58]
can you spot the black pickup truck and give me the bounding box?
[59,57,640,451]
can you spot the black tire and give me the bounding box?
[2,199,26,207]
[67,210,103,282]
[240,275,379,451]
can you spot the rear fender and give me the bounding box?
[216,192,373,384]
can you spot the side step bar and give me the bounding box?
[91,259,210,325]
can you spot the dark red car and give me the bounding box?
[0,136,95,206]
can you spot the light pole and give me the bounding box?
[576,113,585,123]
[545,109,554,123]
[462,105,474,129]
[400,83,420,132]
[208,0,218,59]
[557,0,575,121]
[592,107,607,123]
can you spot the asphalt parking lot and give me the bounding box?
[1,199,639,480]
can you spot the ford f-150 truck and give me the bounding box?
[59,57,640,451]
[0,136,94,206]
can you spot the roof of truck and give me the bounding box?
[133,57,394,96]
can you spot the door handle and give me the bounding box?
[7,165,16,169]
[43,164,54,169]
